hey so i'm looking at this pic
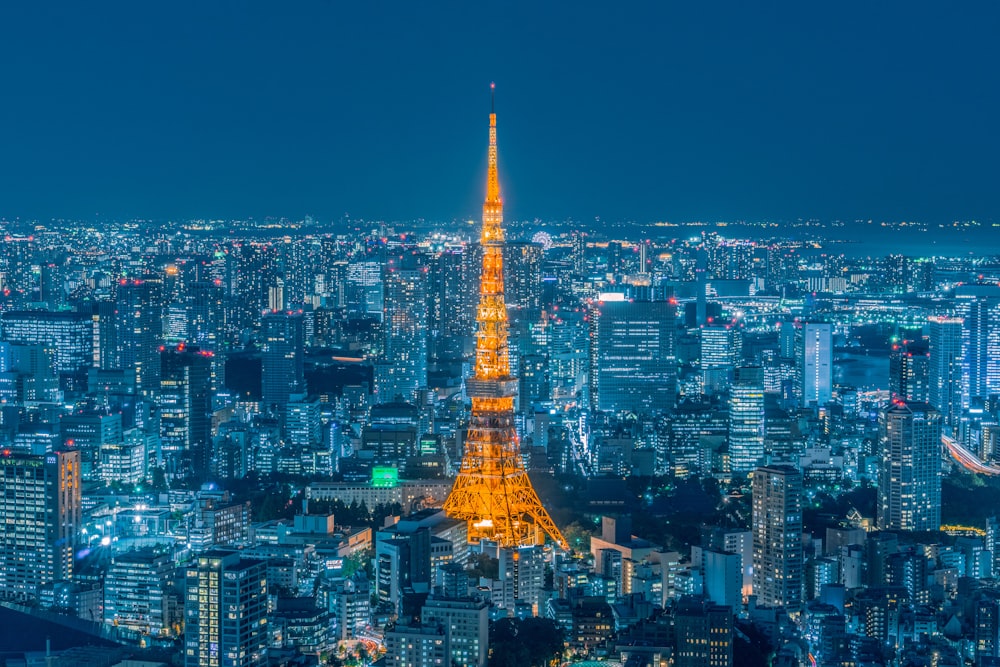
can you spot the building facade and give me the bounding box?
[184,550,268,667]
[877,401,942,532]
[0,449,81,601]
[752,464,803,611]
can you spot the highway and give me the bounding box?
[942,433,1000,476]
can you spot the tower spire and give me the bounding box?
[443,86,567,551]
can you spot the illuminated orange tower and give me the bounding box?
[443,84,567,550]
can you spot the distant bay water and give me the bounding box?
[630,222,996,259]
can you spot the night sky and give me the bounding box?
[1,1,998,224]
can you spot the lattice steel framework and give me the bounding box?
[443,85,567,550]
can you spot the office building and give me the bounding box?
[116,279,163,394]
[798,322,832,408]
[928,316,964,430]
[504,241,543,311]
[0,310,92,393]
[673,597,734,667]
[99,440,147,485]
[104,549,176,637]
[383,622,449,667]
[160,345,212,477]
[877,401,942,532]
[0,449,81,600]
[700,325,739,395]
[379,255,428,403]
[428,248,477,362]
[752,465,803,611]
[261,310,305,414]
[185,550,268,667]
[592,299,676,414]
[421,595,489,667]
[60,410,123,481]
[729,366,765,472]
[956,285,1000,406]
[889,338,930,403]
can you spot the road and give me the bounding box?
[942,433,1000,475]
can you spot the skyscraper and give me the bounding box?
[592,299,676,414]
[729,366,765,472]
[928,315,964,430]
[700,325,738,396]
[956,285,1000,406]
[186,280,226,350]
[504,241,543,311]
[889,337,930,403]
[185,550,268,667]
[261,310,305,414]
[877,401,942,532]
[160,344,213,477]
[797,322,832,408]
[0,310,92,393]
[443,85,566,550]
[428,247,477,363]
[379,254,428,403]
[116,279,163,395]
[0,449,81,600]
[752,464,803,611]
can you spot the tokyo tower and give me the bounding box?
[443,85,567,550]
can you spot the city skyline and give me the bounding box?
[2,2,1000,224]
[6,5,1000,666]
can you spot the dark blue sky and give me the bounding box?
[1,1,998,224]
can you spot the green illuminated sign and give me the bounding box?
[371,467,398,488]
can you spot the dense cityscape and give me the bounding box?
[0,90,999,667]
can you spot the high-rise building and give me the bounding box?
[700,325,738,395]
[379,254,428,403]
[889,337,930,403]
[504,241,543,311]
[0,449,81,600]
[160,344,213,477]
[797,322,832,409]
[928,316,964,430]
[186,281,226,349]
[877,401,942,532]
[592,299,676,414]
[60,410,123,481]
[428,248,477,362]
[956,285,1000,406]
[443,86,566,550]
[0,310,92,393]
[116,279,163,395]
[261,310,305,414]
[497,545,546,613]
[729,366,765,472]
[184,550,268,667]
[752,464,803,611]
[225,242,280,334]
[104,549,176,637]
